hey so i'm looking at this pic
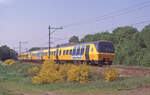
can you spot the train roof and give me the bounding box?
[21,40,112,54]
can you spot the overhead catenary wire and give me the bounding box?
[27,20,150,50]
[45,0,150,45]
[53,20,150,43]
[24,0,150,50]
[96,19,150,33]
[62,0,150,28]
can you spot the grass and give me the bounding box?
[0,62,150,95]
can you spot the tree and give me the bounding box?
[141,24,150,49]
[80,34,94,42]
[69,35,79,44]
[0,45,18,61]
[112,26,138,44]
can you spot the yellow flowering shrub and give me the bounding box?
[32,60,91,84]
[28,66,39,74]
[67,65,80,82]
[58,64,72,80]
[105,67,119,82]
[4,59,15,67]
[67,64,91,83]
[32,60,64,84]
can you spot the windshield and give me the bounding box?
[98,42,114,53]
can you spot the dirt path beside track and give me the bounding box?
[92,66,150,77]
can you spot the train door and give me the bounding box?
[85,45,90,61]
[56,49,59,61]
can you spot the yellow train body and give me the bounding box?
[19,41,115,65]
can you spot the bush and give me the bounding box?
[105,67,119,82]
[32,60,91,84]
[4,59,16,67]
[32,60,64,84]
[28,66,39,75]
[67,64,90,83]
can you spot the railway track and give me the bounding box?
[22,61,150,77]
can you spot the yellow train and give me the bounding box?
[18,41,115,66]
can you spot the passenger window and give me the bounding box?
[70,50,72,55]
[77,48,80,55]
[81,48,84,55]
[85,45,90,54]
[73,49,76,55]
[63,50,65,55]
[59,50,61,55]
[56,50,58,55]
[66,50,68,55]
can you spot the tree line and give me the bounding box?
[0,45,17,61]
[69,24,150,66]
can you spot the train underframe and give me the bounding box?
[20,59,112,66]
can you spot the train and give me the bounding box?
[18,41,115,66]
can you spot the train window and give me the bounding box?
[65,50,67,55]
[54,51,56,55]
[70,50,72,55]
[73,49,76,55]
[63,50,65,55]
[37,53,40,57]
[66,50,69,55]
[58,50,59,55]
[56,50,58,55]
[85,45,90,54]
[98,42,114,53]
[81,48,84,55]
[77,48,80,55]
[56,51,57,55]
[59,50,61,55]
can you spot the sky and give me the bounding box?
[0,0,150,52]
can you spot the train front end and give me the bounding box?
[96,41,115,65]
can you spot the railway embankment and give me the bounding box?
[1,60,150,95]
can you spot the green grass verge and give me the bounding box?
[1,62,150,94]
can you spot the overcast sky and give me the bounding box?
[0,0,150,52]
